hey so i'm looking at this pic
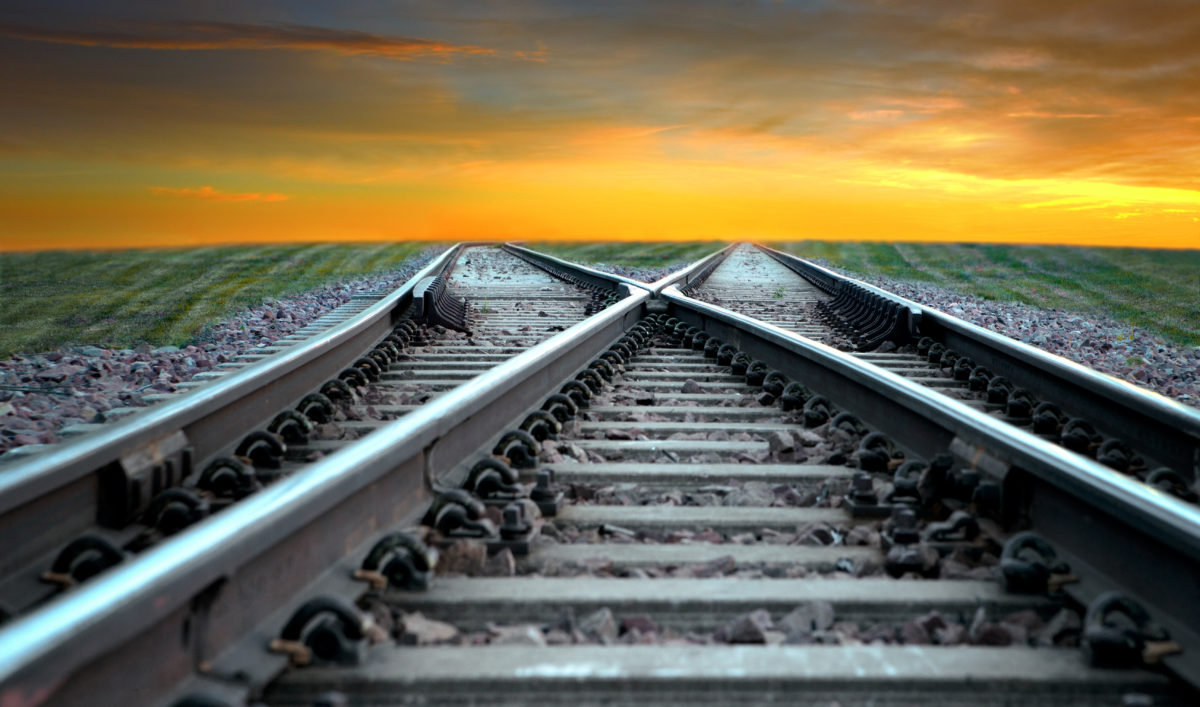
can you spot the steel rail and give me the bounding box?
[755,243,1200,478]
[0,281,651,706]
[4,243,1197,702]
[501,244,648,291]
[0,245,468,579]
[501,243,737,296]
[660,284,1200,685]
[646,243,736,293]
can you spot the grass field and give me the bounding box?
[535,240,1200,347]
[2,240,1196,357]
[0,243,434,356]
[778,242,1200,347]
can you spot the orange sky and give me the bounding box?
[1,1,1198,250]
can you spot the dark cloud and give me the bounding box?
[1,0,1197,238]
[0,19,499,59]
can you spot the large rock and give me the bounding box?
[621,614,659,635]
[1036,608,1082,647]
[768,431,795,456]
[490,624,547,647]
[398,612,459,645]
[579,607,619,643]
[35,364,83,382]
[715,609,774,644]
[778,601,835,636]
[692,554,736,577]
[480,547,516,577]
[437,540,487,575]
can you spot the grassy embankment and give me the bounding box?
[0,243,433,356]
[3,240,1195,357]
[536,240,1200,346]
[780,242,1200,347]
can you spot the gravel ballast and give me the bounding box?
[600,249,1200,408]
[812,261,1200,409]
[563,261,690,285]
[4,247,1196,458]
[0,249,437,456]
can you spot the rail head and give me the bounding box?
[0,244,467,519]
[503,243,740,296]
[501,243,648,291]
[501,242,736,297]
[661,284,1200,685]
[755,242,922,315]
[755,243,1200,471]
[0,283,651,704]
[648,243,737,294]
[660,284,1200,555]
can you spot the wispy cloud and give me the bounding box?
[0,20,501,61]
[848,109,905,122]
[969,48,1051,70]
[4,1,1200,248]
[150,185,288,202]
[1006,111,1107,119]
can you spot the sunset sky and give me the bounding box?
[1,1,1198,250]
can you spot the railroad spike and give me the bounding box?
[296,392,336,424]
[745,360,769,387]
[271,595,376,666]
[521,409,563,441]
[196,456,260,499]
[269,409,313,445]
[144,487,209,536]
[467,457,525,501]
[356,531,437,592]
[999,532,1071,594]
[235,430,286,470]
[921,510,979,542]
[761,370,787,398]
[730,352,751,376]
[541,393,579,422]
[41,534,127,589]
[856,432,905,473]
[493,429,541,469]
[425,489,497,539]
[321,377,356,401]
[802,395,834,428]
[1083,592,1177,668]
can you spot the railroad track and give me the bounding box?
[0,243,1197,705]
[0,244,629,622]
[686,244,1200,504]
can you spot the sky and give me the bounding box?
[1,0,1198,250]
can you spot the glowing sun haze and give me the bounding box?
[2,1,1198,250]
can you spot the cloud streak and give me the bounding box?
[0,20,499,60]
[150,186,288,202]
[2,1,1198,248]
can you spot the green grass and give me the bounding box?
[529,241,722,270]
[4,239,1194,356]
[779,242,1200,347]
[0,243,435,356]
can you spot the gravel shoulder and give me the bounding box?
[0,249,437,456]
[525,250,1200,408]
[5,244,1196,459]
[814,260,1200,409]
